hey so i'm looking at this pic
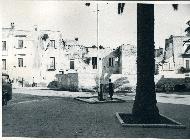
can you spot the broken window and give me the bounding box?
[2,59,6,70]
[18,40,23,49]
[50,57,55,69]
[70,60,74,69]
[109,58,114,67]
[18,58,23,67]
[92,57,97,69]
[2,41,6,51]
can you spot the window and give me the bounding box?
[70,60,74,69]
[109,58,114,67]
[2,59,6,70]
[186,60,190,69]
[18,40,23,48]
[50,40,55,48]
[59,71,64,74]
[92,57,97,69]
[2,41,6,51]
[50,57,55,69]
[18,58,23,67]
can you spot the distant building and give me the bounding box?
[155,47,164,74]
[162,35,190,73]
[120,44,137,75]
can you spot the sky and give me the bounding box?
[1,1,190,49]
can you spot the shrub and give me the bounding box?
[156,77,186,92]
[24,82,32,87]
[114,84,135,93]
[83,57,91,64]
[102,77,134,93]
[113,77,129,89]
[47,81,58,88]
[41,34,49,41]
[178,67,186,73]
[174,84,186,92]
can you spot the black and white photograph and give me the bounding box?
[1,0,190,138]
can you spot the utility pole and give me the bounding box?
[96,3,103,101]
[96,3,101,100]
[85,2,102,100]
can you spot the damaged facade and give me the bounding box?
[154,47,164,74]
[2,24,137,90]
[162,35,190,73]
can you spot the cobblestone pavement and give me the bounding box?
[2,89,190,138]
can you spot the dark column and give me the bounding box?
[132,4,160,123]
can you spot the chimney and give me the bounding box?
[34,25,38,31]
[11,22,15,29]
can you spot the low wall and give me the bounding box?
[78,73,97,89]
[56,73,79,91]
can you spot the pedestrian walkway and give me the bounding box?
[3,93,190,138]
[13,88,190,105]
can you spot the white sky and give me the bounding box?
[1,1,190,48]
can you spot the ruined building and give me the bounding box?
[2,24,137,89]
[162,35,190,73]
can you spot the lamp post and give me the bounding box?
[96,3,102,100]
[85,2,104,100]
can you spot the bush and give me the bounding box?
[178,67,186,73]
[156,77,186,92]
[102,77,134,93]
[47,81,58,88]
[114,84,135,93]
[113,77,129,89]
[174,84,186,92]
[83,57,91,64]
[24,82,32,87]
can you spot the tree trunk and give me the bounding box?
[132,4,160,123]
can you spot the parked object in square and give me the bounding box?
[2,73,12,106]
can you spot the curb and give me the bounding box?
[116,112,186,129]
[74,97,126,104]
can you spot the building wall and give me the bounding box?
[163,35,190,73]
[56,73,78,91]
[2,29,36,86]
[2,25,136,89]
[173,36,187,70]
[121,44,137,75]
[2,27,67,87]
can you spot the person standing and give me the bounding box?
[109,79,114,100]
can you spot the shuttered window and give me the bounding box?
[2,41,6,51]
[109,58,114,67]
[92,57,97,69]
[18,40,23,48]
[50,57,55,69]
[70,60,74,69]
[18,58,23,67]
[186,60,190,69]
[2,59,6,70]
